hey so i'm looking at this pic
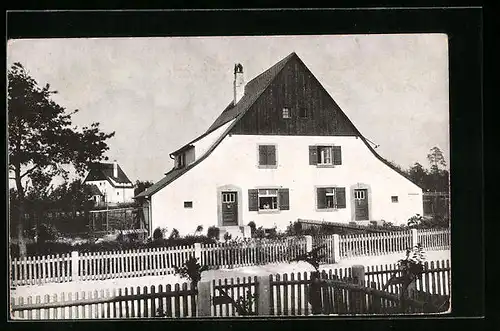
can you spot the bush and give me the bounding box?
[247,221,256,236]
[223,232,232,242]
[407,214,449,229]
[153,227,165,241]
[37,223,59,243]
[206,226,220,240]
[169,228,180,240]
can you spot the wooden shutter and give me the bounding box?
[248,189,259,211]
[278,188,289,210]
[335,187,346,208]
[317,188,327,209]
[333,146,342,165]
[309,146,318,165]
[258,145,268,165]
[267,145,276,165]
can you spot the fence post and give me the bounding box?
[257,276,271,316]
[332,234,340,263]
[351,265,365,313]
[71,251,79,282]
[194,243,202,261]
[410,229,418,248]
[197,281,212,317]
[305,235,313,252]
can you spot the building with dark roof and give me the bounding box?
[84,160,135,205]
[135,52,423,239]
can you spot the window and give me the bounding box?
[309,145,342,166]
[318,146,333,165]
[222,193,236,203]
[391,196,399,203]
[176,153,186,168]
[184,201,193,208]
[317,187,346,209]
[299,107,308,118]
[354,190,366,200]
[248,188,289,211]
[258,189,278,210]
[258,145,277,166]
[282,108,290,118]
[117,192,120,196]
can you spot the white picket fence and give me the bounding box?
[339,230,413,258]
[10,228,450,287]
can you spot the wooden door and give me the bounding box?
[354,189,369,221]
[222,192,238,226]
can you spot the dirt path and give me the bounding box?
[11,249,450,299]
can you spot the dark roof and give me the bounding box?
[84,162,134,187]
[206,52,295,133]
[136,53,296,198]
[88,184,103,196]
[135,52,421,198]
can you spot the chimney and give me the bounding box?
[113,160,118,178]
[233,63,244,104]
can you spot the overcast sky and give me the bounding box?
[7,34,449,184]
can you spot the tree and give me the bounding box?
[426,146,449,192]
[406,162,429,190]
[8,63,115,257]
[134,180,154,198]
[427,146,446,174]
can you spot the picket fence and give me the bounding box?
[11,259,451,319]
[10,228,450,287]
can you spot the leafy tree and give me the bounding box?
[406,162,428,189]
[427,146,447,173]
[134,180,154,201]
[173,256,209,289]
[8,62,114,257]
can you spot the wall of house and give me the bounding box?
[151,134,423,236]
[86,179,135,204]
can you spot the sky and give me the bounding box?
[7,34,449,185]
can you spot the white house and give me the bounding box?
[135,52,423,239]
[84,161,135,206]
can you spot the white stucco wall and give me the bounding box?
[151,134,423,236]
[86,179,135,204]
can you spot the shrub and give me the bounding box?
[247,221,256,236]
[153,227,165,241]
[169,228,180,240]
[173,256,208,288]
[37,223,59,243]
[253,226,266,239]
[206,226,220,240]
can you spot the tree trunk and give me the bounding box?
[14,167,27,258]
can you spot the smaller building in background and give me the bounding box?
[84,160,135,206]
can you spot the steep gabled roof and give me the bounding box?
[135,52,421,198]
[206,52,295,133]
[84,162,134,187]
[136,53,296,199]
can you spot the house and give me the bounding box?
[135,52,423,239]
[84,160,135,206]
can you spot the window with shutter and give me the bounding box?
[317,187,346,209]
[333,146,342,165]
[258,145,277,167]
[278,188,289,210]
[309,146,318,165]
[248,189,258,211]
[317,188,327,209]
[335,187,346,208]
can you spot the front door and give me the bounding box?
[221,191,238,226]
[354,189,369,221]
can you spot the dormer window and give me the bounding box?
[176,153,186,168]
